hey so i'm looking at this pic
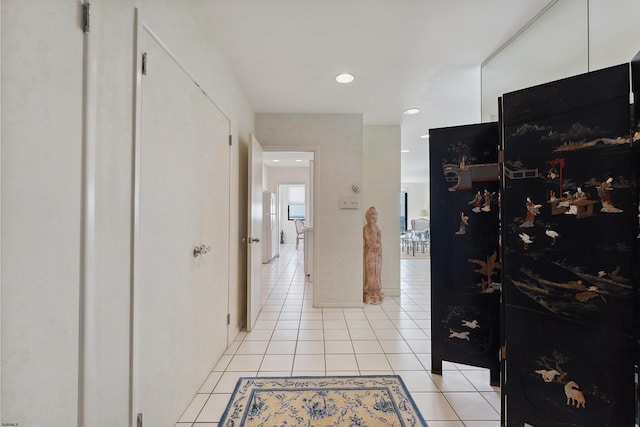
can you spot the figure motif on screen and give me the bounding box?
[469,191,482,213]
[520,197,541,228]
[482,189,492,212]
[455,212,469,235]
[598,177,623,213]
[564,381,586,408]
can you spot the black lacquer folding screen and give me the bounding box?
[501,63,638,427]
[429,123,501,385]
[631,50,640,427]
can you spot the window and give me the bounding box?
[287,204,305,220]
[400,192,408,232]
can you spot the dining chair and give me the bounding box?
[294,219,305,249]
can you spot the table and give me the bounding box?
[571,199,598,219]
[401,233,429,256]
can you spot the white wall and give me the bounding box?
[255,114,364,307]
[1,1,255,426]
[403,182,428,225]
[363,126,401,297]
[1,2,83,425]
[87,4,136,423]
[266,166,309,194]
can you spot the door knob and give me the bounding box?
[193,244,211,257]
[242,237,260,244]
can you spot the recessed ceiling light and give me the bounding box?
[295,159,302,162]
[335,73,355,84]
[403,108,420,115]
[420,133,430,139]
[401,149,410,153]
[272,159,280,163]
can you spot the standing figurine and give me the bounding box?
[363,207,384,304]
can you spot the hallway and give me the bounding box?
[176,245,500,426]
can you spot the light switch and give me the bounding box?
[339,197,359,209]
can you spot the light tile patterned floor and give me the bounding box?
[176,244,501,426]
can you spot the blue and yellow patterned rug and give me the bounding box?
[219,375,428,426]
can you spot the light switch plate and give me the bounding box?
[339,197,359,209]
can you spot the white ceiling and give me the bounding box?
[191,0,553,182]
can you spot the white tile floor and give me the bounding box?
[176,244,501,427]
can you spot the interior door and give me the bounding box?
[133,27,230,426]
[246,134,263,331]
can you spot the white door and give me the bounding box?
[246,134,263,331]
[132,27,230,426]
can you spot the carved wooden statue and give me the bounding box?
[363,206,384,304]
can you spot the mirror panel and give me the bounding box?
[481,0,640,122]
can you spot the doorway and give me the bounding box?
[263,150,314,275]
[246,149,315,330]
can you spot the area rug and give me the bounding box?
[218,375,428,426]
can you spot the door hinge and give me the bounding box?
[227,314,231,325]
[141,53,148,76]
[82,2,91,33]
[500,345,507,361]
[498,149,505,164]
[137,413,143,427]
[229,135,233,146]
